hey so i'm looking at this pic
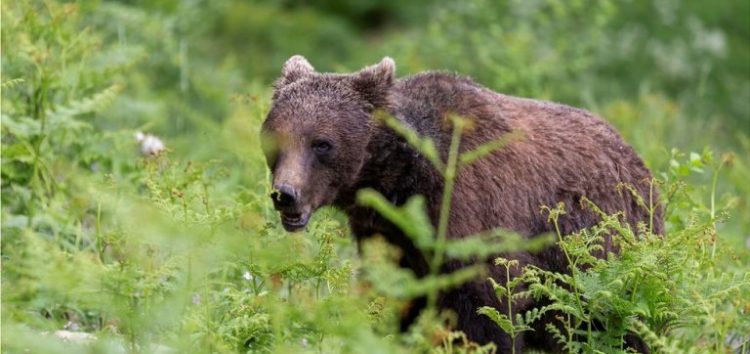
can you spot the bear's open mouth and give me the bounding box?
[280,211,311,232]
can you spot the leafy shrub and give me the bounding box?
[2,1,748,354]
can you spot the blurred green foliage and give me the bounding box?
[2,0,749,353]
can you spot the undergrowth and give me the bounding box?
[2,1,749,354]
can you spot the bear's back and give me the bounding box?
[390,72,662,244]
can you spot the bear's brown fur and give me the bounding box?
[262,56,662,353]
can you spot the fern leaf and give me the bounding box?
[1,78,25,89]
[477,306,515,334]
[46,84,122,122]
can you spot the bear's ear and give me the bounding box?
[274,55,315,92]
[352,57,396,108]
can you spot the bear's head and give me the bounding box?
[262,55,396,231]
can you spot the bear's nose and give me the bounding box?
[271,184,298,209]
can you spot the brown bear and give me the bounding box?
[261,55,663,352]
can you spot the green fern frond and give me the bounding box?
[628,318,684,354]
[1,78,25,89]
[46,84,122,122]
[477,306,514,334]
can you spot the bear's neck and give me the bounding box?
[335,123,444,235]
[334,123,441,277]
[351,125,441,202]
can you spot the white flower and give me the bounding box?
[135,131,166,156]
[63,320,80,331]
[243,271,254,281]
[53,330,95,343]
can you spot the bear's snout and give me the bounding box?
[270,183,311,232]
[271,184,298,209]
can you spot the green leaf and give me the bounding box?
[375,111,445,172]
[459,129,524,167]
[445,229,554,261]
[1,78,25,89]
[1,114,42,138]
[477,306,515,333]
[487,277,508,298]
[46,84,122,123]
[356,189,435,251]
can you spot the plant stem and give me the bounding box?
[428,118,464,308]
[709,158,724,260]
[649,178,655,235]
[551,215,588,325]
[505,263,516,354]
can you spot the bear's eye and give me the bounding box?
[312,140,333,155]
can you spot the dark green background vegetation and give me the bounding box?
[2,0,749,353]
